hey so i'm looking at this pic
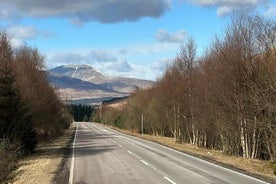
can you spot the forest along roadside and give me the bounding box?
[10,124,76,184]
[99,123,276,184]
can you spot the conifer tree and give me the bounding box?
[0,32,36,154]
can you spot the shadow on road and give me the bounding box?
[73,128,118,157]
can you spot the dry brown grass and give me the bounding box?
[9,125,75,184]
[103,124,276,183]
[105,100,128,110]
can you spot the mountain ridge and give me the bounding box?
[48,64,154,104]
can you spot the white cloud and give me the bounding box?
[46,41,179,80]
[50,52,88,66]
[187,0,269,16]
[97,61,133,75]
[0,2,21,20]
[156,29,187,43]
[264,4,276,18]
[7,25,37,39]
[87,50,118,62]
[122,42,180,56]
[151,58,172,72]
[0,0,172,24]
[10,38,26,48]
[217,6,234,16]
[6,25,37,48]
[189,0,267,7]
[4,25,57,48]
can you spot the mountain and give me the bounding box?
[49,64,154,93]
[48,64,154,104]
[48,72,127,103]
[101,77,154,93]
[49,64,111,84]
[48,72,112,91]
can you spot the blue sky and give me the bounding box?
[1,0,275,80]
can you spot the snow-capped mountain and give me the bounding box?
[48,64,154,104]
[49,64,111,84]
[49,64,154,93]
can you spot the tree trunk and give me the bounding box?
[251,116,257,159]
[240,120,247,158]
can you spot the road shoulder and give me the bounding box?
[98,123,276,184]
[10,125,75,184]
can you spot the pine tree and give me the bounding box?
[0,32,36,154]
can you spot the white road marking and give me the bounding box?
[127,150,133,154]
[140,160,149,166]
[161,144,269,184]
[110,127,269,184]
[118,144,123,148]
[92,123,269,184]
[164,176,177,184]
[69,122,78,184]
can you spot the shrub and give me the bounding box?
[0,139,21,183]
[268,161,276,175]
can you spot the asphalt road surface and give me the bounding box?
[69,122,269,184]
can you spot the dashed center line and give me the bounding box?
[127,150,133,154]
[164,176,177,184]
[140,160,149,166]
[94,124,179,184]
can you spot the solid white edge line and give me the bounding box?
[164,176,177,184]
[161,144,270,184]
[103,125,269,184]
[69,122,78,184]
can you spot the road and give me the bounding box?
[69,122,269,184]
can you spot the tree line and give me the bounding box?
[0,31,71,181]
[69,104,94,122]
[96,15,276,161]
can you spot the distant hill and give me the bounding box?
[49,64,153,93]
[48,64,154,104]
[48,72,113,91]
[49,64,111,84]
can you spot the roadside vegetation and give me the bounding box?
[0,31,72,183]
[95,14,276,176]
[69,104,94,122]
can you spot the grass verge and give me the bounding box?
[9,124,75,184]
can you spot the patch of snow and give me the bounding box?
[72,66,79,78]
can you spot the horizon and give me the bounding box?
[1,0,275,80]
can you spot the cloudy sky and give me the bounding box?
[1,0,275,80]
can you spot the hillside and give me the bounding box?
[48,64,154,104]
[49,64,111,84]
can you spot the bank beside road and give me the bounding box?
[10,125,75,184]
